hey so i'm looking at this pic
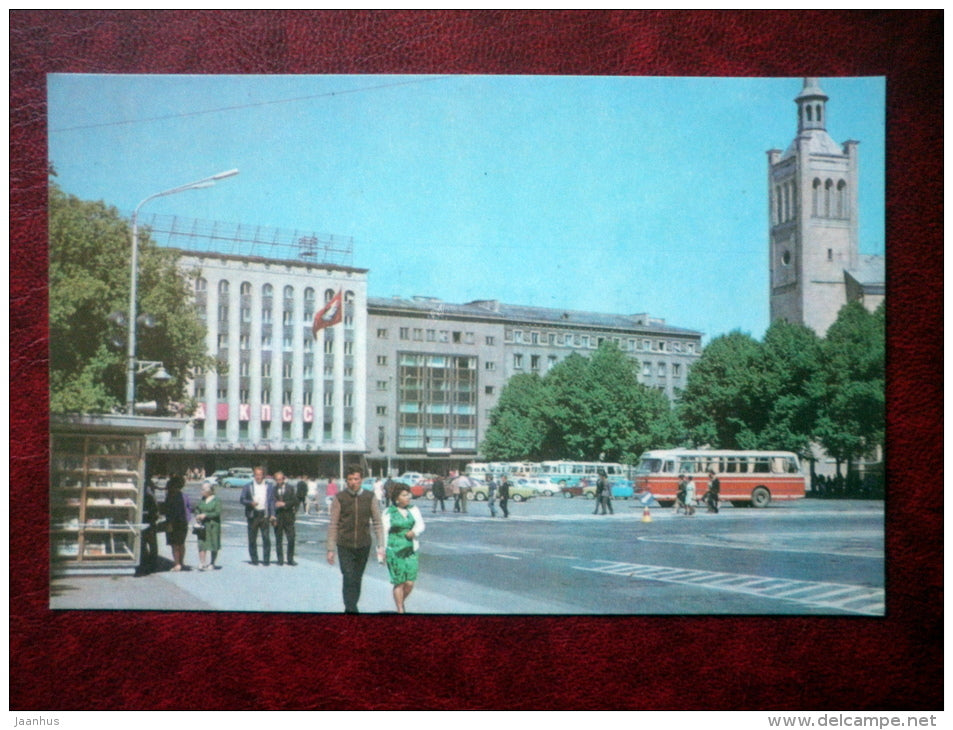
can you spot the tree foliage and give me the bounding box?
[677,304,884,465]
[481,342,679,463]
[49,182,213,414]
[813,301,885,464]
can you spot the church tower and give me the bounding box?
[767,78,860,336]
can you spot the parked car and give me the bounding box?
[398,472,424,485]
[580,478,634,499]
[519,477,560,497]
[361,477,377,492]
[228,467,254,477]
[221,474,253,489]
[471,479,534,502]
[203,470,229,487]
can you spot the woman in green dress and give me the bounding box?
[193,482,222,570]
[382,484,426,613]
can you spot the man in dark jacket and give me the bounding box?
[272,471,299,566]
[326,465,385,613]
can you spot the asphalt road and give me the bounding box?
[199,484,884,616]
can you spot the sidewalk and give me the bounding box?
[50,551,488,613]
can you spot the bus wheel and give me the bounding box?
[751,486,771,508]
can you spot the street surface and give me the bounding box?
[52,484,884,615]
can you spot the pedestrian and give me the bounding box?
[326,464,385,614]
[161,474,190,572]
[306,478,320,515]
[683,474,697,516]
[451,472,471,514]
[138,478,159,576]
[486,473,498,517]
[325,476,339,513]
[498,475,510,518]
[193,482,222,570]
[239,466,276,566]
[272,471,299,566]
[431,474,447,513]
[674,474,687,514]
[296,476,308,515]
[449,473,461,512]
[704,470,721,513]
[601,471,614,515]
[373,476,385,509]
[382,482,426,614]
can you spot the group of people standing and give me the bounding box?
[675,470,721,515]
[425,472,512,518]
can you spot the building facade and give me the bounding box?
[365,296,702,476]
[767,77,884,336]
[147,251,369,478]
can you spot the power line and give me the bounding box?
[50,75,451,134]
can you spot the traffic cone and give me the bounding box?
[641,505,652,523]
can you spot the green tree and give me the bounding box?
[676,330,765,448]
[481,342,679,463]
[479,373,551,461]
[813,301,885,470]
[49,182,213,414]
[754,319,823,455]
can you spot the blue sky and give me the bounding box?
[47,74,885,341]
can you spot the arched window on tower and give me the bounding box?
[836,179,847,218]
[812,178,821,217]
[806,105,813,122]
[824,179,833,218]
[775,186,783,225]
[816,104,823,125]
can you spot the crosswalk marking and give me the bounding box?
[573,560,884,615]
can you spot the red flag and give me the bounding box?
[312,289,343,337]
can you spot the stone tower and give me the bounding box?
[767,78,860,336]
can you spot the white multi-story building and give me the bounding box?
[148,250,369,478]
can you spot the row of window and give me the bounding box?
[196,280,353,304]
[195,388,353,407]
[379,327,480,345]
[509,353,684,377]
[509,330,694,354]
[196,420,352,442]
[213,332,353,352]
[773,177,849,224]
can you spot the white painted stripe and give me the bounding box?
[573,560,884,615]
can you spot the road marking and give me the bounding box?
[637,530,883,559]
[494,554,521,560]
[574,560,884,615]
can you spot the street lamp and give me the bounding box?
[125,169,239,414]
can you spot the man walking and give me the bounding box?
[240,466,276,565]
[272,471,299,566]
[326,465,385,614]
[431,474,447,513]
[704,469,721,513]
[451,472,471,514]
[498,475,510,518]
[486,473,498,518]
[595,469,614,515]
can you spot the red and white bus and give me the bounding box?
[633,449,806,508]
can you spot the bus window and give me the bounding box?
[662,460,676,473]
[752,458,770,473]
[636,458,662,474]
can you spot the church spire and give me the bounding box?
[795,77,829,133]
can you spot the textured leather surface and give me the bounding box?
[10,10,942,711]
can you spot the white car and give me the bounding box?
[397,472,424,485]
[516,477,560,497]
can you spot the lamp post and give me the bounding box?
[125,169,239,414]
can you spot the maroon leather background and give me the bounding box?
[10,11,942,710]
